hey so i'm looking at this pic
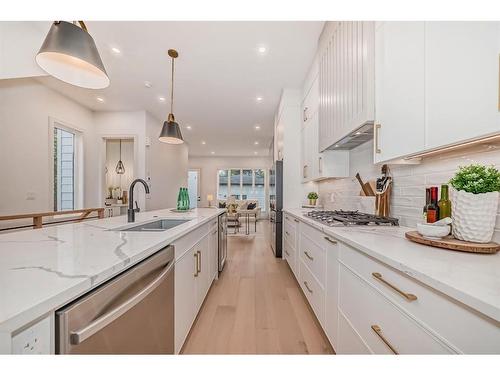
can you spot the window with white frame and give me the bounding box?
[51,122,82,211]
[217,168,266,211]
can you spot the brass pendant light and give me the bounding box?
[159,49,184,144]
[116,139,125,175]
[36,21,109,89]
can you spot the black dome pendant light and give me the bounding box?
[116,139,125,175]
[36,21,109,89]
[159,49,184,144]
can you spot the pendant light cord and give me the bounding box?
[119,139,122,159]
[170,56,175,114]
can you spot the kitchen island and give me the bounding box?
[0,208,224,354]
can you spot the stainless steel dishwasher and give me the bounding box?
[56,246,174,354]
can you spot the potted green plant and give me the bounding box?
[449,164,500,243]
[307,192,318,206]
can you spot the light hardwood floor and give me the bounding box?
[181,220,334,354]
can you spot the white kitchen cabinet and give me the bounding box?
[425,22,500,149]
[174,232,215,353]
[209,225,218,280]
[302,73,319,124]
[174,244,198,353]
[374,21,426,163]
[301,111,349,182]
[324,233,339,351]
[319,21,375,152]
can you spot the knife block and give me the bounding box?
[375,183,392,217]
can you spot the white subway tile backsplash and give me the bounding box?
[318,140,500,232]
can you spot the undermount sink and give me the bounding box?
[118,219,192,232]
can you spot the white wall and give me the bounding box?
[317,140,500,242]
[0,78,98,215]
[188,155,272,210]
[145,112,188,211]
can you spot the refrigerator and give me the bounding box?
[269,160,283,257]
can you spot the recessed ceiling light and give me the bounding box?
[110,46,121,54]
[257,46,267,54]
[96,97,104,103]
[255,125,261,130]
[256,96,263,102]
[355,131,362,135]
[144,81,152,88]
[254,141,259,145]
[201,141,206,145]
[211,151,215,155]
[158,96,166,102]
[186,125,192,130]
[334,144,339,148]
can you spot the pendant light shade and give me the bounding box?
[159,49,184,144]
[115,140,126,174]
[36,21,109,89]
[159,114,184,144]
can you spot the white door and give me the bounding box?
[425,22,500,149]
[187,169,200,209]
[374,22,426,163]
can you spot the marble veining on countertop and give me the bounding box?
[0,208,224,332]
[284,208,500,323]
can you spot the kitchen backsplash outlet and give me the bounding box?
[318,140,500,242]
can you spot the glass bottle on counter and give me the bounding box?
[176,188,182,210]
[423,188,431,222]
[426,187,439,223]
[438,184,451,220]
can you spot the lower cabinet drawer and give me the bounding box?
[284,239,297,278]
[339,264,453,354]
[338,310,371,354]
[299,259,325,326]
[299,232,326,287]
[339,243,500,353]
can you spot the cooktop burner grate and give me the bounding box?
[305,210,399,227]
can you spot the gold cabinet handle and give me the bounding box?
[375,124,381,154]
[303,281,313,294]
[324,236,337,245]
[304,251,314,261]
[318,156,323,174]
[194,253,199,277]
[372,272,417,301]
[303,106,308,122]
[371,325,398,354]
[197,250,201,274]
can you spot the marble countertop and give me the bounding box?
[284,208,500,323]
[0,208,224,332]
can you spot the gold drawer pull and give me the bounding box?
[304,251,314,261]
[324,236,337,245]
[372,272,417,301]
[371,325,398,355]
[303,281,313,294]
[194,253,199,277]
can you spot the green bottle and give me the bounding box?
[176,188,182,210]
[438,184,451,220]
[182,188,188,210]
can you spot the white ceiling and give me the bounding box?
[34,21,324,156]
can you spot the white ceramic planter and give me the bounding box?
[450,187,499,243]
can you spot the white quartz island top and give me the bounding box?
[0,208,224,332]
[284,208,500,323]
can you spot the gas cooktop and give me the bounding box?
[305,210,399,227]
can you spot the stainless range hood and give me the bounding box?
[326,122,374,150]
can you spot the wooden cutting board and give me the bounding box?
[405,231,500,254]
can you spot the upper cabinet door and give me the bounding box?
[425,22,500,150]
[319,21,375,152]
[374,22,426,163]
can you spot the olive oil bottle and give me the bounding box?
[438,184,452,220]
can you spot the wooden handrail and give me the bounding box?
[0,208,105,230]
